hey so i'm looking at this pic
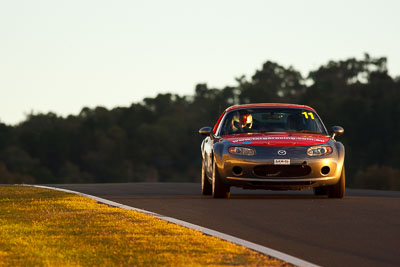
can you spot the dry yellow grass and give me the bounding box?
[0,186,290,266]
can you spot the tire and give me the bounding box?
[212,160,230,198]
[201,159,212,195]
[328,165,345,198]
[313,186,328,196]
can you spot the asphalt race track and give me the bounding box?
[47,183,400,267]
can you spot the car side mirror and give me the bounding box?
[199,126,212,136]
[331,126,344,139]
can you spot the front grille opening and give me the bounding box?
[253,165,311,178]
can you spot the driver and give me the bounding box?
[232,113,253,132]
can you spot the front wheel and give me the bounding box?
[212,160,230,198]
[201,159,212,195]
[328,166,345,198]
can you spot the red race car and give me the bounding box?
[199,103,345,198]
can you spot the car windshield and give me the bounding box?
[219,108,327,136]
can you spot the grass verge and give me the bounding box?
[0,186,290,266]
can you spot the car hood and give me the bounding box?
[223,132,330,147]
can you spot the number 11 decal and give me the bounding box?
[302,112,315,119]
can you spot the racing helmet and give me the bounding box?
[232,112,253,130]
[240,114,253,128]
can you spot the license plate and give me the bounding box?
[274,159,290,165]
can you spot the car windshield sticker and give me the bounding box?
[302,112,315,119]
[231,136,327,143]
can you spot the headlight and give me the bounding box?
[307,145,332,156]
[228,146,256,156]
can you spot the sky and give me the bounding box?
[1,0,399,125]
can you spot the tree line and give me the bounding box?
[1,54,399,190]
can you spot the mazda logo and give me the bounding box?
[277,150,286,156]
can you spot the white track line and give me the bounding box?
[27,185,319,267]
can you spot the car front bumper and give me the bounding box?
[216,146,344,190]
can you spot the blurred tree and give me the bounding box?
[239,61,304,103]
[353,165,400,190]
[0,162,35,184]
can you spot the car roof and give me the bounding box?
[225,103,316,112]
